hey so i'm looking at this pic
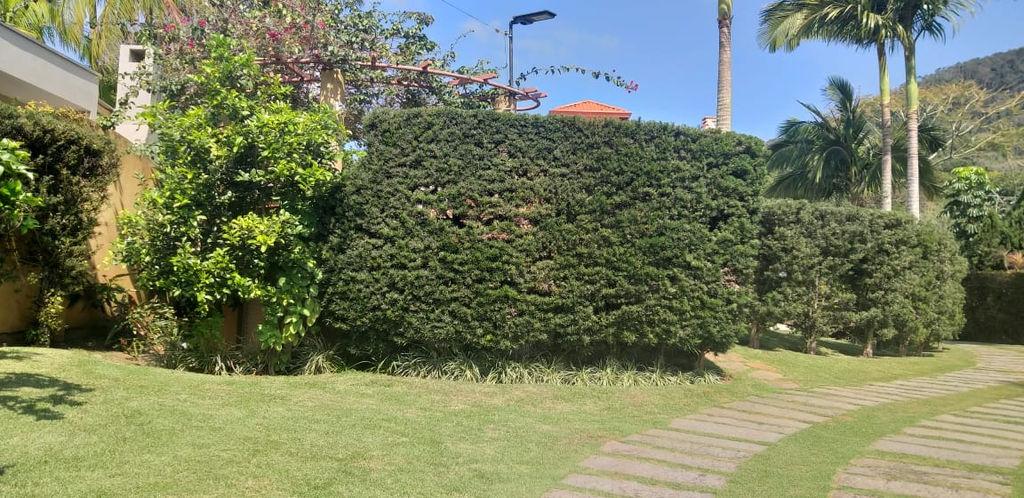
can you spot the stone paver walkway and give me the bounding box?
[544,344,1024,498]
[831,396,1024,497]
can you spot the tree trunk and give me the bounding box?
[898,341,908,357]
[877,42,894,212]
[716,1,733,132]
[862,328,874,358]
[750,322,761,349]
[806,335,818,355]
[903,41,921,220]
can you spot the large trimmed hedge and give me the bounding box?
[0,103,118,301]
[754,200,967,355]
[319,109,766,360]
[962,272,1024,344]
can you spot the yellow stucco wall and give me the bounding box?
[0,131,154,334]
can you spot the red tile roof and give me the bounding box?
[548,100,631,120]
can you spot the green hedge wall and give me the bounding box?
[962,272,1024,344]
[0,103,119,299]
[319,108,766,359]
[755,200,967,355]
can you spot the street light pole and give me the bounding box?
[505,10,556,109]
[508,20,515,88]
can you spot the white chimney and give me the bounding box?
[114,45,154,144]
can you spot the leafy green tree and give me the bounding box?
[0,103,120,330]
[889,220,967,354]
[893,0,981,219]
[116,35,347,351]
[760,0,900,211]
[0,139,41,236]
[717,0,733,131]
[767,76,942,205]
[756,201,857,354]
[941,166,1002,268]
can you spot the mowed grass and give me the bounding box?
[721,330,976,388]
[0,339,978,497]
[721,383,1024,498]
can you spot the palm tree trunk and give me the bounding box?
[877,42,893,212]
[716,0,733,132]
[903,40,921,220]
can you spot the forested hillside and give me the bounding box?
[923,47,1024,93]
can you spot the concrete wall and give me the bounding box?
[0,132,154,335]
[0,22,99,117]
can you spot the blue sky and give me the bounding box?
[381,0,1024,138]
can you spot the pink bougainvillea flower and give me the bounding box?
[163,23,176,32]
[198,19,207,28]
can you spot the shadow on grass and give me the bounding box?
[0,373,92,421]
[745,329,938,358]
[0,349,38,362]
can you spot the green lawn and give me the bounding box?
[0,339,979,496]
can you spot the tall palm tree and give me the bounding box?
[1,0,188,69]
[716,0,733,131]
[767,76,942,205]
[893,0,979,219]
[759,0,899,212]
[1,0,60,41]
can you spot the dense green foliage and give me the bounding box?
[942,166,1003,268]
[0,102,119,313]
[115,36,347,351]
[319,108,766,361]
[961,271,1024,344]
[923,46,1024,94]
[0,138,41,237]
[754,200,967,355]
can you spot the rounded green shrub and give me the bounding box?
[319,108,766,361]
[754,200,967,355]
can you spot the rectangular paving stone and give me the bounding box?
[844,465,1011,496]
[889,381,962,395]
[626,434,751,461]
[903,427,1024,450]
[803,391,882,406]
[851,457,1010,484]
[642,429,767,453]
[602,441,738,473]
[814,387,904,404]
[724,400,829,423]
[919,420,1024,442]
[563,474,712,498]
[989,400,1024,410]
[971,406,1024,419]
[543,490,603,498]
[581,456,727,489]
[828,492,875,498]
[701,407,810,430]
[873,440,1019,468]
[935,415,1024,434]
[862,384,933,398]
[835,473,1003,498]
[669,419,786,443]
[883,435,1023,459]
[964,410,1024,425]
[773,393,862,411]
[687,414,797,435]
[749,396,845,416]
